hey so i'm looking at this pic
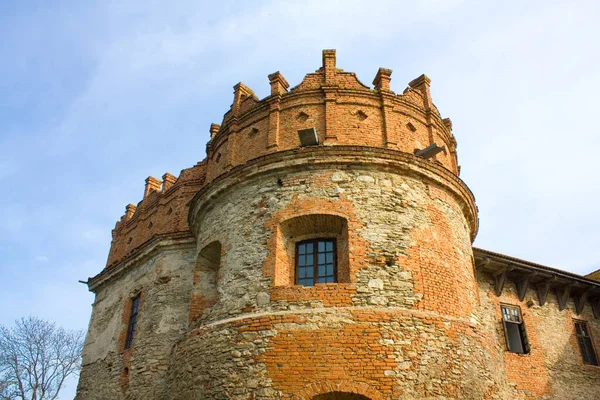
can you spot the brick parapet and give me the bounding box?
[206,50,457,183]
[106,163,205,268]
[209,85,455,167]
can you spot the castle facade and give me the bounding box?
[76,50,600,400]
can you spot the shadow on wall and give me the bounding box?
[545,317,600,398]
[189,241,222,322]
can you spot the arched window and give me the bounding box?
[189,241,222,322]
[312,392,371,400]
[275,214,349,286]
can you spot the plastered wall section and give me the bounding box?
[76,245,196,400]
[477,274,600,399]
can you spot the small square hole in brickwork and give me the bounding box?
[215,153,222,163]
[148,222,153,229]
[296,111,309,122]
[249,127,259,136]
[407,122,417,132]
[167,207,173,215]
[356,110,368,121]
[127,237,133,245]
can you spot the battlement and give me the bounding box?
[206,49,457,184]
[106,163,206,267]
[106,49,458,270]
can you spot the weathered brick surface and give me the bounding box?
[165,309,492,399]
[106,163,205,267]
[477,275,600,399]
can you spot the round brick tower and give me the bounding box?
[169,50,486,399]
[77,50,494,400]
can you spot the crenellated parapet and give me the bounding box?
[205,49,459,183]
[106,163,206,268]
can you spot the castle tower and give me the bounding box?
[76,50,518,399]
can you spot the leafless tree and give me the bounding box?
[0,317,84,400]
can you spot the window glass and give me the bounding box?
[296,239,336,286]
[125,295,141,349]
[501,305,529,354]
[575,321,598,366]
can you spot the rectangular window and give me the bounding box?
[124,295,141,350]
[501,305,530,354]
[575,320,598,366]
[296,239,336,286]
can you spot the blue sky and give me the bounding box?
[1,1,600,398]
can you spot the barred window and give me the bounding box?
[124,295,141,350]
[575,320,598,366]
[296,239,336,286]
[501,305,530,354]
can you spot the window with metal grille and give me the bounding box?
[296,239,336,286]
[124,295,141,350]
[501,304,530,354]
[575,320,598,366]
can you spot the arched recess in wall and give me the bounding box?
[189,241,222,322]
[312,393,370,400]
[275,214,349,286]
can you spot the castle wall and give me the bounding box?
[76,242,196,399]
[476,275,600,400]
[169,150,494,399]
[106,163,204,267]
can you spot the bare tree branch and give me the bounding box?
[0,317,84,400]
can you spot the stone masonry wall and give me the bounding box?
[477,274,600,399]
[76,243,196,400]
[174,157,495,399]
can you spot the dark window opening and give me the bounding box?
[575,320,598,366]
[501,305,530,354]
[296,239,336,286]
[124,295,140,349]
